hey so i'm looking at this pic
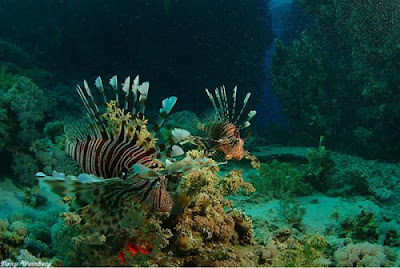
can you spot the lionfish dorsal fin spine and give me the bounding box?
[138,81,150,114]
[76,85,99,133]
[234,92,251,125]
[231,86,237,122]
[122,76,131,110]
[83,80,108,134]
[152,96,178,136]
[109,75,119,104]
[131,75,139,114]
[239,110,257,130]
[221,85,229,121]
[95,76,108,104]
[205,88,220,119]
[214,87,224,121]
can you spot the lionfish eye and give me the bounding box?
[120,168,129,180]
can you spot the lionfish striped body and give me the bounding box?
[190,86,260,168]
[66,118,158,179]
[38,75,188,234]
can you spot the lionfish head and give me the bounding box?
[219,137,245,161]
[144,175,173,213]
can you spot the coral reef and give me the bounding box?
[2,75,51,148]
[0,67,62,186]
[334,242,394,267]
[50,203,172,266]
[273,233,330,267]
[0,40,31,69]
[339,210,379,243]
[0,206,62,264]
[327,152,400,204]
[30,134,80,176]
[38,151,269,266]
[252,145,400,205]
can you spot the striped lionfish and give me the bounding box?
[184,86,260,168]
[38,75,204,232]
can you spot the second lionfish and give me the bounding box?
[183,86,260,168]
[38,75,202,232]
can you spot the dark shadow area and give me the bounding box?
[0,0,273,113]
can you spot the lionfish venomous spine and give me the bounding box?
[188,86,260,168]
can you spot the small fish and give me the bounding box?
[184,86,260,168]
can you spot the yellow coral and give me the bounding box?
[102,100,132,135]
[222,170,255,195]
[187,149,206,159]
[61,212,82,226]
[102,100,156,149]
[273,234,328,267]
[71,232,107,247]
[174,160,256,252]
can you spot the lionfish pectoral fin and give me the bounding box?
[37,171,107,197]
[244,150,260,169]
[132,164,162,179]
[37,172,164,234]
[163,156,219,175]
[73,178,173,232]
[171,145,185,157]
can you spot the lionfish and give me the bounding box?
[37,75,199,233]
[185,86,260,168]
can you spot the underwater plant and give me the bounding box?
[270,0,400,160]
[304,136,334,191]
[273,233,329,267]
[252,160,310,199]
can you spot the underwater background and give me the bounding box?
[0,0,399,266]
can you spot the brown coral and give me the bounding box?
[168,162,262,266]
